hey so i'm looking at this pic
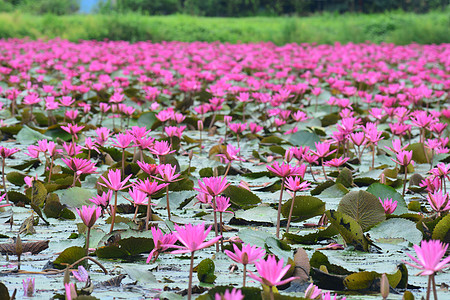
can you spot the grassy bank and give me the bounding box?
[0,11,449,44]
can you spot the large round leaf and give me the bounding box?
[367,218,422,246]
[325,210,369,252]
[432,214,450,243]
[337,190,386,232]
[53,246,86,269]
[281,195,325,222]
[366,183,408,215]
[222,185,261,209]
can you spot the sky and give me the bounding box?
[79,0,103,13]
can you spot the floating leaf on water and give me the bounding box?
[169,176,194,191]
[196,258,216,284]
[337,190,386,232]
[310,251,351,275]
[16,125,52,144]
[137,111,157,128]
[31,180,47,207]
[366,183,408,215]
[0,239,49,255]
[6,171,26,186]
[335,167,353,188]
[310,267,346,291]
[367,218,422,246]
[283,226,338,245]
[288,130,321,149]
[53,246,86,269]
[325,210,370,252]
[432,214,450,243]
[343,268,402,291]
[320,183,349,198]
[7,190,30,205]
[406,143,430,164]
[0,282,9,299]
[56,187,96,208]
[261,136,287,145]
[234,205,276,225]
[222,185,261,209]
[238,228,272,249]
[122,265,157,283]
[265,237,292,262]
[310,180,335,196]
[281,195,325,222]
[96,237,154,258]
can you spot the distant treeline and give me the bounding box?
[0,0,449,16]
[0,12,448,45]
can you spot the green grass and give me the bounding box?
[0,11,449,44]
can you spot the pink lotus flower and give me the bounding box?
[22,277,35,297]
[195,176,230,197]
[214,196,232,213]
[0,146,20,158]
[323,157,349,168]
[61,123,84,140]
[392,150,413,167]
[72,265,89,282]
[137,161,158,175]
[153,164,181,183]
[427,191,450,215]
[214,288,244,300]
[379,197,397,214]
[134,178,168,196]
[304,283,322,299]
[403,240,450,276]
[98,169,132,192]
[284,176,311,193]
[266,162,306,178]
[146,227,177,263]
[111,133,134,149]
[76,205,101,228]
[170,222,221,254]
[248,255,299,287]
[149,140,175,156]
[0,193,11,208]
[89,190,112,209]
[65,283,77,300]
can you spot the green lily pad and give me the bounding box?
[288,130,321,149]
[16,125,52,143]
[343,268,402,290]
[53,246,86,269]
[284,226,339,245]
[366,183,408,215]
[169,176,194,191]
[56,187,96,208]
[238,228,272,249]
[234,205,276,224]
[96,237,154,258]
[0,282,9,299]
[320,183,349,198]
[337,190,386,232]
[31,181,47,207]
[260,136,287,145]
[406,143,430,164]
[122,265,157,283]
[6,171,26,186]
[222,185,261,209]
[325,210,370,252]
[196,258,216,284]
[367,218,422,245]
[336,167,353,188]
[265,237,292,261]
[310,251,351,275]
[432,214,450,243]
[137,111,157,128]
[281,195,325,222]
[310,180,335,196]
[7,191,30,205]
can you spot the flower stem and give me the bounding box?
[2,159,9,204]
[224,163,231,177]
[85,227,91,257]
[321,158,328,180]
[426,275,432,300]
[269,287,275,300]
[402,168,408,197]
[109,191,118,234]
[166,185,171,221]
[286,191,297,234]
[48,156,54,183]
[121,149,125,180]
[212,196,219,252]
[243,264,247,287]
[276,178,285,239]
[188,252,195,300]
[219,212,224,252]
[146,196,152,231]
[431,274,438,300]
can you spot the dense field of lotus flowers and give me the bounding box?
[0,39,449,299]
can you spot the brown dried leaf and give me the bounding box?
[0,240,49,255]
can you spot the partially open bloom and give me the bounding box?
[403,240,450,276]
[215,196,233,213]
[22,277,35,297]
[98,169,132,191]
[153,164,181,183]
[214,288,244,300]
[323,157,349,168]
[169,223,222,254]
[0,146,20,158]
[89,190,112,209]
[248,255,299,287]
[224,243,266,266]
[65,283,77,300]
[76,205,101,228]
[391,150,413,167]
[61,123,84,140]
[149,140,175,156]
[267,162,306,178]
[72,265,89,282]
[0,193,11,208]
[304,283,322,299]
[284,176,311,192]
[427,191,450,214]
[146,227,177,263]
[195,176,230,197]
[379,197,397,214]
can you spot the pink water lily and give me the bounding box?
[224,243,265,287]
[146,227,177,263]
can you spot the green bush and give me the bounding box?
[0,12,448,45]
